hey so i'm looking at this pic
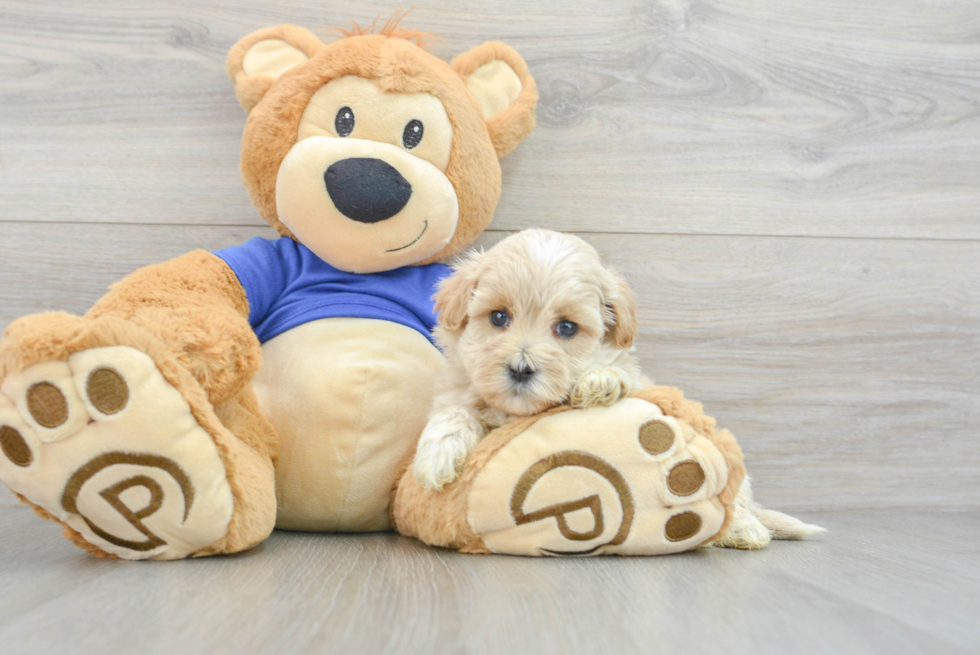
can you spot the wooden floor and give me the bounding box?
[0,505,977,654]
[1,0,979,652]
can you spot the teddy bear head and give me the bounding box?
[227,22,537,273]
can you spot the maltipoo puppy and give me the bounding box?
[413,229,644,491]
[412,228,824,549]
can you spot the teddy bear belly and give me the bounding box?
[251,317,444,532]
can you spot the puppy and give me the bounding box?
[413,229,644,491]
[412,228,825,548]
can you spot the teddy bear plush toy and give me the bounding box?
[0,21,748,559]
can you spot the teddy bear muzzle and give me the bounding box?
[275,136,459,273]
[324,157,413,224]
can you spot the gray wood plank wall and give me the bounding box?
[1,0,978,513]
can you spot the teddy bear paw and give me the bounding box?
[0,346,234,559]
[465,398,734,556]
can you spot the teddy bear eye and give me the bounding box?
[489,310,509,328]
[555,320,578,338]
[402,119,424,149]
[335,107,355,137]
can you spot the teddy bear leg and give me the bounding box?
[393,388,748,556]
[0,312,277,559]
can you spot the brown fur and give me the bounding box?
[334,12,434,47]
[0,21,537,559]
[227,25,326,113]
[87,251,261,407]
[228,26,536,264]
[63,524,121,559]
[10,490,119,559]
[391,385,746,552]
[0,261,278,557]
[451,42,539,158]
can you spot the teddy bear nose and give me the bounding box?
[324,158,413,223]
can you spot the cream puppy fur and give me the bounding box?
[413,229,642,491]
[413,229,824,548]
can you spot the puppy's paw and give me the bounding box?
[413,433,470,491]
[569,368,632,409]
[712,512,773,550]
[413,408,484,491]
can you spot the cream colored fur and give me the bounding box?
[252,317,443,531]
[465,399,732,555]
[0,342,242,560]
[413,229,643,490]
[712,476,826,548]
[412,228,824,548]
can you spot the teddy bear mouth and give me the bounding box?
[385,221,429,253]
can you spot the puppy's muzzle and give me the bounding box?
[324,157,412,223]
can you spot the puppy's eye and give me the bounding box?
[403,119,424,149]
[335,107,355,137]
[555,320,578,338]
[489,310,510,328]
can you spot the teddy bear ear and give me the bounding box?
[226,25,326,112]
[452,43,538,158]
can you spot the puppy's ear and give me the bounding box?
[601,269,639,349]
[452,43,537,158]
[227,25,325,112]
[434,251,484,334]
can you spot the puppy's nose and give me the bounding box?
[508,363,536,384]
[324,157,412,223]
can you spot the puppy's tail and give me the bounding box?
[756,508,826,540]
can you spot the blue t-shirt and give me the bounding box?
[214,237,450,344]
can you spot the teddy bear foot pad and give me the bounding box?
[467,398,733,556]
[0,346,234,560]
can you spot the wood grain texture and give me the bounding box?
[1,0,979,646]
[1,224,977,512]
[0,505,976,654]
[1,0,979,237]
